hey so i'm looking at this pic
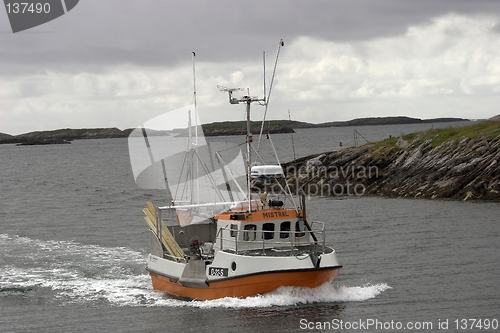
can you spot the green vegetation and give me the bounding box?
[0,116,477,145]
[406,121,500,147]
[370,121,500,151]
[25,127,127,137]
[0,127,134,145]
[321,116,467,127]
[372,136,399,150]
[1,116,468,144]
[200,120,298,136]
[201,116,466,131]
[201,120,298,131]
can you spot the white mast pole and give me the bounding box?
[246,98,252,211]
[187,110,193,204]
[192,52,200,204]
[192,52,198,145]
[257,39,284,153]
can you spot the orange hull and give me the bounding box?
[148,268,340,300]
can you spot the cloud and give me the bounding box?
[274,14,500,121]
[1,1,500,134]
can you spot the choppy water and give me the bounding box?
[1,123,499,332]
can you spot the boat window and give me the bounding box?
[243,224,257,241]
[230,224,238,237]
[295,220,306,238]
[262,223,275,240]
[280,221,291,239]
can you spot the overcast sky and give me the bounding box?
[1,0,500,135]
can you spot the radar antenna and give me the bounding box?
[217,85,244,104]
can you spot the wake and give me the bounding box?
[0,234,390,307]
[179,283,391,309]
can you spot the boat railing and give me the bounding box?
[163,252,188,263]
[215,221,326,255]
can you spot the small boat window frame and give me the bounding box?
[243,224,257,241]
[280,221,291,239]
[295,220,306,238]
[262,222,275,240]
[230,224,238,238]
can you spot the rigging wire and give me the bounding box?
[257,39,284,153]
[216,141,246,154]
[288,109,297,160]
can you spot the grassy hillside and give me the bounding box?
[375,120,500,149]
[281,119,500,201]
[0,116,471,144]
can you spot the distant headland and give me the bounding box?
[0,128,133,146]
[0,116,469,145]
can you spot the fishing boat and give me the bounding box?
[137,43,341,300]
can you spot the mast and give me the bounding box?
[245,97,252,207]
[218,86,265,213]
[192,52,199,204]
[257,39,284,152]
[192,52,198,143]
[188,110,194,204]
[288,109,297,160]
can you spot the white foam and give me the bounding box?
[0,234,152,305]
[184,283,391,309]
[1,234,390,308]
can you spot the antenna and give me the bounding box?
[217,85,244,92]
[263,51,266,103]
[288,109,297,160]
[192,52,198,145]
[218,85,265,211]
[217,85,244,104]
[192,52,200,204]
[192,52,197,109]
[257,39,284,152]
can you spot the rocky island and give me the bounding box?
[200,120,295,136]
[0,128,134,145]
[0,116,467,145]
[278,119,500,202]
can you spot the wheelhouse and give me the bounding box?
[214,206,325,253]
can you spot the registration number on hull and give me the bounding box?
[208,267,228,277]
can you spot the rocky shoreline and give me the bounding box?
[274,121,500,202]
[1,116,468,145]
[202,126,294,136]
[0,128,134,145]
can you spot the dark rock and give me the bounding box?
[281,122,500,202]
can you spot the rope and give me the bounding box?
[257,39,284,153]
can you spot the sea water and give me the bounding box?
[1,123,498,332]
